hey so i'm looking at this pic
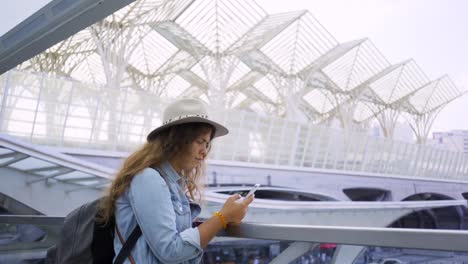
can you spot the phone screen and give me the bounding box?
[245,184,260,197]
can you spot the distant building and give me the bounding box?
[432,130,468,153]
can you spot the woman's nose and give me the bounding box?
[200,145,207,155]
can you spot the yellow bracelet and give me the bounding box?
[213,211,228,230]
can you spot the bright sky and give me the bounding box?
[256,0,468,133]
[0,0,51,36]
[2,0,467,133]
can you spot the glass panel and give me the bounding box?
[0,221,59,263]
[8,157,56,170]
[34,169,62,177]
[54,171,93,180]
[204,239,468,264]
[0,147,14,155]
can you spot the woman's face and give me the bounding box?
[174,128,212,173]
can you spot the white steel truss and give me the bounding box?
[0,0,465,143]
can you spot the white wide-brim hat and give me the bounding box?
[147,98,229,141]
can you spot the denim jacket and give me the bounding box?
[114,161,203,263]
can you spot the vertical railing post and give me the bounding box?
[332,128,344,170]
[231,110,245,162]
[359,137,373,172]
[448,152,458,179]
[452,153,463,179]
[428,147,437,178]
[385,141,399,175]
[400,142,411,175]
[89,84,103,147]
[439,150,451,178]
[263,114,274,164]
[288,123,301,166]
[351,131,367,172]
[60,80,75,146]
[30,73,45,141]
[274,119,287,166]
[444,152,456,179]
[299,124,312,167]
[420,147,434,178]
[456,153,465,179]
[342,129,355,171]
[321,127,335,169]
[311,125,324,168]
[379,139,394,174]
[462,156,468,180]
[115,87,129,147]
[410,144,423,177]
[369,138,380,173]
[434,149,446,178]
[247,113,261,163]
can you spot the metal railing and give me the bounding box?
[224,223,468,252]
[1,215,468,252]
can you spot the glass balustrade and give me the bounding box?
[1,70,467,181]
[2,215,468,264]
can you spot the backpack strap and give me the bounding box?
[152,166,179,195]
[152,166,167,181]
[114,225,141,264]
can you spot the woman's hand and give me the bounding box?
[219,194,254,223]
[198,193,254,248]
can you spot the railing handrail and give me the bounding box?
[0,215,65,225]
[2,215,467,252]
[223,222,468,252]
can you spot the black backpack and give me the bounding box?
[47,167,172,264]
[47,197,142,264]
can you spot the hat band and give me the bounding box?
[163,114,209,125]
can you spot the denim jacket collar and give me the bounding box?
[161,160,182,183]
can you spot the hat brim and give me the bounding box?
[147,116,229,141]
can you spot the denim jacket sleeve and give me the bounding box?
[128,168,203,263]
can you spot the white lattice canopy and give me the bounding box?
[12,0,465,140]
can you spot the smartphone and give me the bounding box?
[245,184,260,198]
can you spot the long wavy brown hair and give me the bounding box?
[98,122,215,224]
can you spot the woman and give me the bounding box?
[98,98,254,263]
